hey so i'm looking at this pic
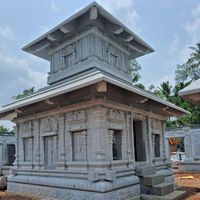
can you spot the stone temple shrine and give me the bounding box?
[0,2,189,200]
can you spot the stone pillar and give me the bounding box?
[184,127,193,161]
[56,114,65,170]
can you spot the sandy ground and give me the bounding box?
[0,191,35,199]
[0,173,200,199]
[175,173,200,200]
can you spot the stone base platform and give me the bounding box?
[179,161,200,172]
[7,174,140,200]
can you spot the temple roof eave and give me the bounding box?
[179,78,200,105]
[22,2,154,61]
[0,71,189,120]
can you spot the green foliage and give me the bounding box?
[13,87,35,100]
[147,42,200,128]
[150,80,200,128]
[0,125,9,134]
[129,59,141,83]
[175,42,200,83]
[134,83,145,90]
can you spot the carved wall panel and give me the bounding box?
[151,118,163,134]
[41,117,58,133]
[72,131,87,161]
[44,135,57,169]
[109,109,125,121]
[66,110,86,122]
[23,137,33,162]
[22,121,32,135]
[50,31,130,76]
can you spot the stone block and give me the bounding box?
[136,166,156,177]
[88,171,100,182]
[142,174,164,186]
[153,183,174,196]
[105,171,116,181]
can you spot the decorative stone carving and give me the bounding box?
[106,44,119,69]
[132,113,146,121]
[62,45,76,69]
[66,110,85,122]
[22,121,32,133]
[109,109,125,121]
[151,118,162,133]
[23,137,33,162]
[72,130,87,161]
[42,117,58,133]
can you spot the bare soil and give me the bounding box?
[0,191,37,200]
[175,172,200,200]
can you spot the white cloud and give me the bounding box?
[0,48,47,106]
[97,0,140,32]
[168,35,180,56]
[167,3,200,70]
[98,0,133,10]
[149,74,175,88]
[50,1,60,12]
[0,26,16,40]
[183,4,200,44]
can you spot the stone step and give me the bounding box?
[153,183,174,196]
[141,190,187,200]
[136,166,156,177]
[142,174,165,186]
[164,190,187,200]
[127,195,141,200]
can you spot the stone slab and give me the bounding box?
[179,161,200,172]
[7,182,140,200]
[141,190,187,200]
[153,183,174,196]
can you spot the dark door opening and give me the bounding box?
[112,130,122,160]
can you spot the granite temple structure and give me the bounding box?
[0,2,188,200]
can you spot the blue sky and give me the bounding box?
[0,0,200,128]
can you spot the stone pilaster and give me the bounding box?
[13,124,19,168]
[130,112,136,163]
[147,117,153,165]
[33,119,40,169]
[126,113,133,165]
[18,123,24,166]
[92,106,107,161]
[184,127,193,161]
[39,130,45,169]
[82,130,87,161]
[108,130,114,162]
[56,114,65,170]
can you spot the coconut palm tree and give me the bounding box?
[187,42,200,80]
